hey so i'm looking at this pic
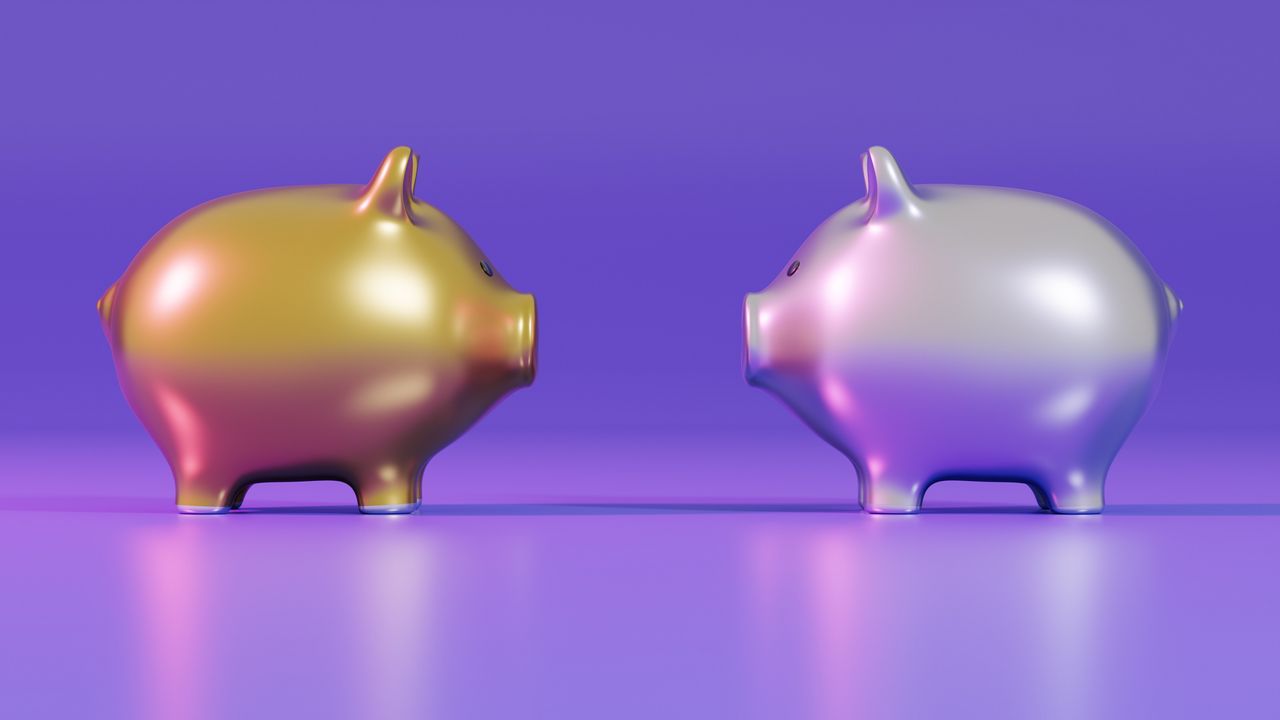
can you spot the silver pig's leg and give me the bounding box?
[1028,484,1054,512]
[1037,468,1105,514]
[860,464,929,514]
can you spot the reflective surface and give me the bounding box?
[0,429,1275,719]
[745,147,1179,514]
[99,148,536,513]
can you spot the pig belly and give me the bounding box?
[124,359,461,480]
[836,355,1157,476]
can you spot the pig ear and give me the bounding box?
[357,146,419,217]
[861,146,920,218]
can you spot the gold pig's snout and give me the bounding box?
[513,292,536,387]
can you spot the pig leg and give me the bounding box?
[860,463,929,514]
[1028,484,1054,511]
[174,474,239,514]
[229,485,250,510]
[352,460,423,514]
[1035,467,1105,514]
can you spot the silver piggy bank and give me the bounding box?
[744,147,1180,514]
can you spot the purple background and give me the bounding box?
[2,1,1277,718]
[3,0,1277,436]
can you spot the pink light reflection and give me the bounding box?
[820,373,857,420]
[745,525,865,718]
[807,530,862,717]
[154,384,206,480]
[130,525,210,720]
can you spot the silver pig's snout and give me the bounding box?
[743,292,764,384]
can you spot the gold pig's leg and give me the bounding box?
[228,484,250,510]
[174,472,241,515]
[352,459,423,515]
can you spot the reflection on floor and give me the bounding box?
[0,427,1276,719]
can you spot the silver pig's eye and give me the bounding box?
[480,260,494,277]
[787,260,800,276]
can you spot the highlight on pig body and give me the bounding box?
[99,147,536,514]
[743,146,1179,514]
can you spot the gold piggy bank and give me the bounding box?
[99,147,536,514]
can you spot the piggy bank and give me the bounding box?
[99,147,536,514]
[744,147,1179,514]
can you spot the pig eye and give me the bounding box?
[787,261,800,276]
[480,260,494,277]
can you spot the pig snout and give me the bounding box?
[512,292,537,387]
[462,291,536,387]
[743,292,766,385]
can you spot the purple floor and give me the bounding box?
[1,427,1276,719]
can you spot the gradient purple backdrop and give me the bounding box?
[2,0,1276,437]
[2,2,1278,718]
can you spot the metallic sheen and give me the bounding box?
[744,147,1179,514]
[100,147,536,514]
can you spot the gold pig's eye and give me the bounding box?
[787,261,800,277]
[480,260,494,277]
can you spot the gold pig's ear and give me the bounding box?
[97,282,118,330]
[861,146,920,219]
[357,146,419,218]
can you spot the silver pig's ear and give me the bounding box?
[357,146,419,217]
[861,146,919,218]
